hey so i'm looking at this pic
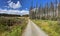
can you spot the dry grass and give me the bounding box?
[32,20,60,36]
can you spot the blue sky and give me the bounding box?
[0,0,59,15]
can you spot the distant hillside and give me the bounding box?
[0,13,21,17]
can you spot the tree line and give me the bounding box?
[29,0,60,20]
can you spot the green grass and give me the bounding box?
[32,20,60,36]
[3,25,21,36]
[0,17,28,36]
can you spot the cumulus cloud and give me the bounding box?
[0,0,29,15]
[20,10,29,15]
[0,9,29,15]
[7,0,11,3]
[7,0,21,9]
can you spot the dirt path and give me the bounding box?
[22,20,48,36]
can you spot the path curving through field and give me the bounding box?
[22,20,48,36]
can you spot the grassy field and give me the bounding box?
[32,20,60,36]
[0,16,28,36]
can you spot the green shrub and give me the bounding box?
[0,17,28,36]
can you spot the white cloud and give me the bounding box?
[0,9,29,15]
[8,0,21,9]
[20,10,29,15]
[7,0,11,3]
